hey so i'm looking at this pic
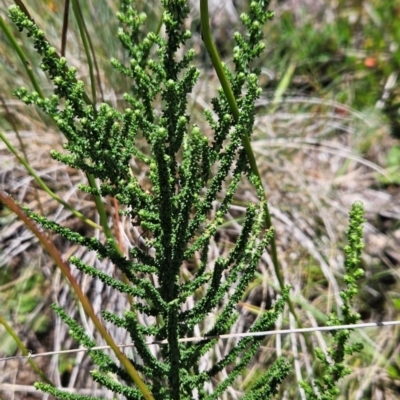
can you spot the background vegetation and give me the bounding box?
[0,0,399,399]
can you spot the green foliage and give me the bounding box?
[264,0,400,137]
[0,268,49,355]
[2,0,375,398]
[379,145,400,184]
[301,202,365,399]
[7,0,292,398]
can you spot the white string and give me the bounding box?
[1,320,399,362]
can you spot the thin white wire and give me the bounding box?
[1,320,399,362]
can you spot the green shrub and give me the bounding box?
[0,1,367,399]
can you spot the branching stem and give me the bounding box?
[200,0,282,297]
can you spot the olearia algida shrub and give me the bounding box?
[4,0,366,399]
[7,1,292,399]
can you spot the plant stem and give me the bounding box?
[0,314,54,385]
[71,0,100,104]
[0,191,155,400]
[199,0,280,287]
[199,0,306,329]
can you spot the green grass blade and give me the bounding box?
[0,314,54,385]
